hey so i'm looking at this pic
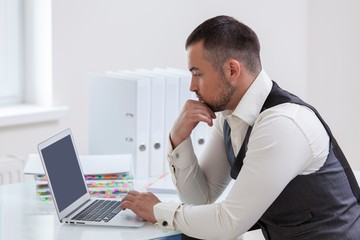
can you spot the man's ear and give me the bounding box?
[224,59,241,83]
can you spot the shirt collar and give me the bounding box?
[222,69,273,126]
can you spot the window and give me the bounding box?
[0,1,66,128]
[0,0,22,106]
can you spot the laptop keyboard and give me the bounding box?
[72,199,122,222]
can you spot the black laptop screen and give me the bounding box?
[41,135,88,212]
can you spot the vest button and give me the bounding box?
[162,221,168,227]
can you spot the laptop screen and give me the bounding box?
[41,134,87,212]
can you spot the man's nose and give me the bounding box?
[189,76,198,92]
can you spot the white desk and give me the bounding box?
[0,181,264,240]
[0,181,180,240]
[2,171,359,240]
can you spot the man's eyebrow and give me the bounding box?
[189,67,200,72]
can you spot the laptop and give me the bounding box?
[37,128,145,227]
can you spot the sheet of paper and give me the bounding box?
[146,173,177,194]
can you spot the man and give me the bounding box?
[120,15,360,239]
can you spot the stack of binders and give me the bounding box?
[24,154,134,200]
[88,68,211,179]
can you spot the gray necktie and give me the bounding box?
[223,119,252,179]
[223,120,236,166]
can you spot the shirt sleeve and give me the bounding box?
[165,118,232,204]
[153,202,183,229]
[154,105,329,239]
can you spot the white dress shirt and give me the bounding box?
[153,70,330,240]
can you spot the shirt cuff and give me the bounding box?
[154,202,182,229]
[167,137,196,169]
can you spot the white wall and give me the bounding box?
[308,0,360,169]
[0,0,358,169]
[51,0,308,152]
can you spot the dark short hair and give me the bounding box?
[185,15,261,75]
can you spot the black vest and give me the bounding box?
[225,81,360,239]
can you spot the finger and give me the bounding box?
[189,101,216,119]
[120,198,142,214]
[127,190,140,196]
[120,190,140,204]
[121,194,136,203]
[119,200,131,210]
[196,114,214,126]
[200,104,216,119]
[191,108,215,125]
[120,194,140,209]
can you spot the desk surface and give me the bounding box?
[0,181,180,240]
[2,171,359,240]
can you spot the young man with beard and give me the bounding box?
[120,15,360,240]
